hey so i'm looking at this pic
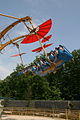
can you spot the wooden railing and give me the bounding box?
[1,107,80,120]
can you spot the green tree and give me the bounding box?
[55,49,80,100]
[0,49,80,100]
[30,75,50,100]
[45,72,62,100]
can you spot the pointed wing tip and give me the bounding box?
[49,18,52,23]
[21,41,25,44]
[10,56,15,57]
[32,50,35,52]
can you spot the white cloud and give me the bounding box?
[0,65,13,80]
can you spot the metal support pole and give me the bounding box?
[36,34,47,57]
[14,43,24,65]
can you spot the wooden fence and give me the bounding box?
[1,107,80,120]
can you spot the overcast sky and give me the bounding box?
[0,0,80,79]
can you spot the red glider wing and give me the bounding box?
[21,19,52,44]
[32,43,53,52]
[10,53,26,57]
[41,35,52,43]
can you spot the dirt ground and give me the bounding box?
[1,115,66,120]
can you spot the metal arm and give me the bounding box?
[0,34,28,51]
[0,13,32,39]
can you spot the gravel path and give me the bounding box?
[1,115,65,120]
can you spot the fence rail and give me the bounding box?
[0,100,80,120]
[1,107,80,120]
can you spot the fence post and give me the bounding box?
[65,109,68,120]
[52,108,54,118]
[0,99,4,119]
[79,110,80,120]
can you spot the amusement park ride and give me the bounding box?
[0,13,73,76]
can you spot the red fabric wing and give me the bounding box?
[41,35,52,43]
[32,46,42,52]
[10,53,26,57]
[21,19,52,44]
[21,34,39,44]
[32,43,53,52]
[37,19,52,38]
